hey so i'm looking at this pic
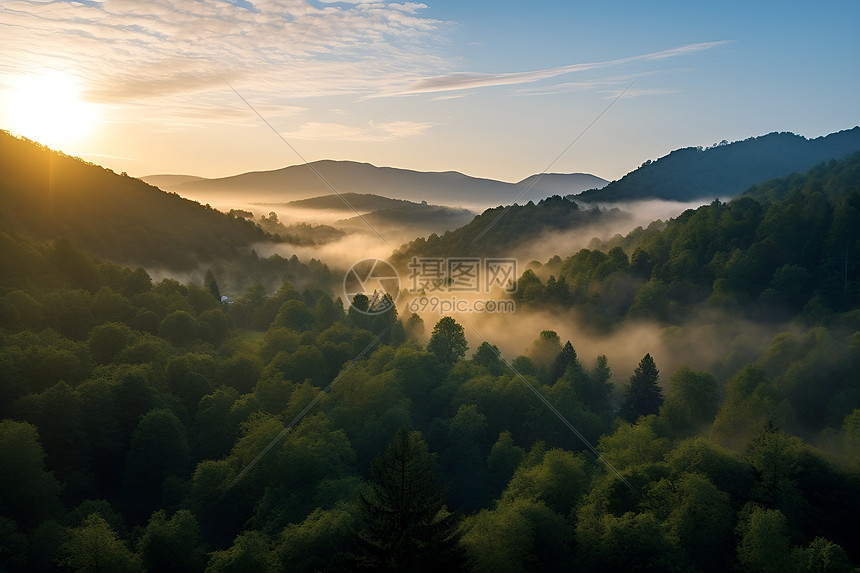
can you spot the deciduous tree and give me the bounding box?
[427,317,467,367]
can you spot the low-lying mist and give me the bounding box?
[416,302,783,390]
[248,197,715,272]
[507,198,721,264]
[146,193,759,385]
[252,233,393,273]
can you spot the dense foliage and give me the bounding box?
[1,221,858,570]
[521,152,860,328]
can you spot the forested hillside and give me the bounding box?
[392,195,626,260]
[522,152,860,327]
[575,127,860,202]
[1,178,859,570]
[0,132,266,270]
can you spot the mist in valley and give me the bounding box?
[155,193,743,385]
[216,192,782,399]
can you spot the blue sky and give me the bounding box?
[1,0,857,183]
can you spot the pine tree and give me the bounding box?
[551,340,580,382]
[620,353,663,422]
[355,427,467,572]
[204,268,221,301]
[587,354,613,413]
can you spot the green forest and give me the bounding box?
[1,137,860,571]
[523,153,860,324]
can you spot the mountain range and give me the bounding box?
[145,127,860,210]
[143,161,608,208]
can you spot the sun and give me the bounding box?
[5,71,99,148]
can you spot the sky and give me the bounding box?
[1,0,858,183]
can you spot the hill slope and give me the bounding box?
[336,204,475,239]
[392,196,628,261]
[145,161,608,207]
[575,127,860,202]
[0,132,266,270]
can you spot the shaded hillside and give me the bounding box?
[392,196,627,261]
[0,132,266,270]
[145,161,607,207]
[575,127,860,202]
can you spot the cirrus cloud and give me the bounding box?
[0,0,451,116]
[374,40,730,97]
[282,119,434,142]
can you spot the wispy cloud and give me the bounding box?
[514,71,671,97]
[600,87,679,99]
[431,92,472,101]
[0,0,451,119]
[375,41,730,97]
[282,120,434,142]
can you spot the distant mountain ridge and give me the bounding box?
[143,174,206,188]
[574,127,860,203]
[143,161,608,207]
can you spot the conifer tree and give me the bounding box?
[620,353,663,422]
[355,427,467,572]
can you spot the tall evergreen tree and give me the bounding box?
[355,427,467,572]
[587,354,613,413]
[204,268,221,301]
[620,353,663,422]
[551,340,580,382]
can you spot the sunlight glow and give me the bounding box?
[5,71,99,148]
